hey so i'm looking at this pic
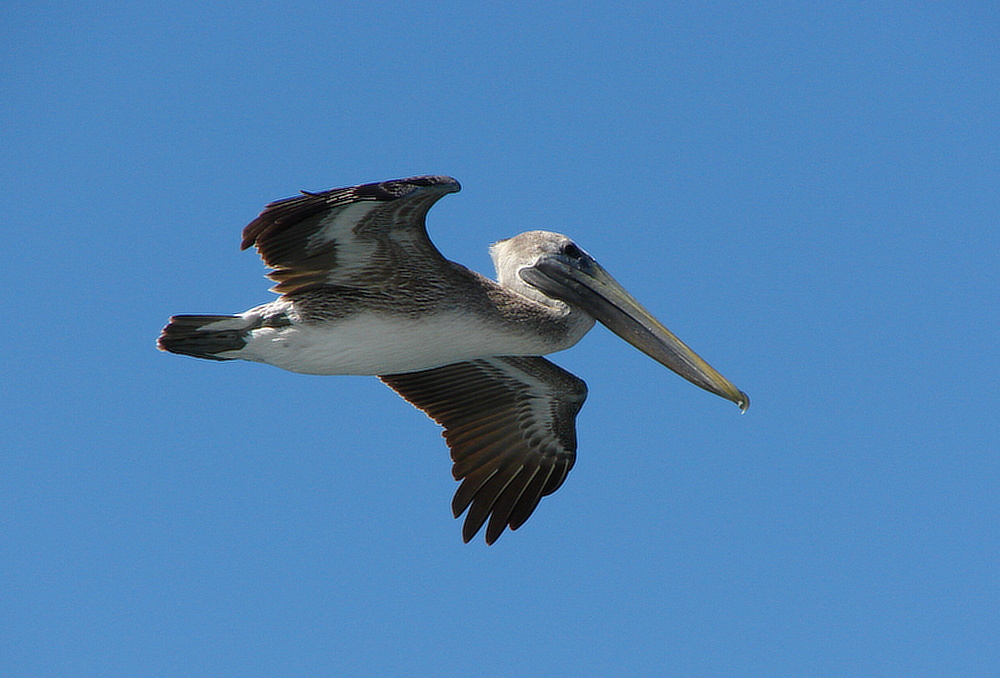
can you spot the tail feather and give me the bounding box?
[157,314,255,361]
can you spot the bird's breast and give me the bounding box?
[236,311,583,376]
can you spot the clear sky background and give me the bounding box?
[2,2,997,676]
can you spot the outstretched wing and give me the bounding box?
[241,175,461,294]
[380,357,588,545]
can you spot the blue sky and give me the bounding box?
[2,2,997,676]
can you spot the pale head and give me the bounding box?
[490,231,588,306]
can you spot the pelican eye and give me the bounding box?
[561,243,583,260]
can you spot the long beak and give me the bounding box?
[521,258,749,412]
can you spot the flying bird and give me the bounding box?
[158,175,748,544]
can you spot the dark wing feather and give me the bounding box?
[380,357,587,545]
[240,175,460,294]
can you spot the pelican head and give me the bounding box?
[493,230,749,411]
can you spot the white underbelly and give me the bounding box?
[231,313,576,375]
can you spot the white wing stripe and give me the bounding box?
[306,202,380,249]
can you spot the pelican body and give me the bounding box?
[158,175,747,544]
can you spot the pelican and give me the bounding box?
[158,175,748,544]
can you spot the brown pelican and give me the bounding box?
[158,175,748,544]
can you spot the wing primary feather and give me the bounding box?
[542,458,574,497]
[485,465,540,544]
[462,464,525,543]
[452,467,500,518]
[508,463,558,531]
